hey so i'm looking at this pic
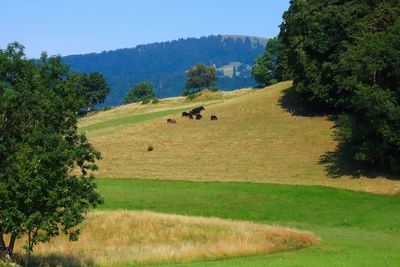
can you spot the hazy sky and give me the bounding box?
[1,0,290,58]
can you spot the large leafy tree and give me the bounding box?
[0,43,102,258]
[183,63,217,95]
[279,0,400,171]
[71,72,110,112]
[335,17,400,171]
[251,37,290,86]
[123,82,155,104]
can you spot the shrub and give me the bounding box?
[147,145,154,152]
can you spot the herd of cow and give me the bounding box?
[167,106,218,124]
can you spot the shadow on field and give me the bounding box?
[279,87,337,118]
[279,87,399,180]
[15,253,94,267]
[319,143,400,180]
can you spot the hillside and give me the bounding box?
[63,35,266,106]
[79,82,400,195]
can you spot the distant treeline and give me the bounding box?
[62,35,266,106]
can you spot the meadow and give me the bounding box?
[80,82,400,195]
[97,179,400,267]
[11,82,400,266]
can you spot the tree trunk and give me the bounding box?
[0,235,6,256]
[2,233,17,259]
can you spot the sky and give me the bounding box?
[1,0,290,58]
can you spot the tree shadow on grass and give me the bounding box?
[279,87,338,118]
[319,141,400,181]
[14,253,95,267]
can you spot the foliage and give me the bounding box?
[280,0,400,171]
[183,63,217,95]
[147,145,154,152]
[123,82,155,104]
[151,98,160,104]
[251,37,290,86]
[68,71,110,112]
[63,35,265,105]
[0,43,102,257]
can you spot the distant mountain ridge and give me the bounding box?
[62,35,267,106]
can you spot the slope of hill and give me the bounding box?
[79,82,400,194]
[63,35,266,106]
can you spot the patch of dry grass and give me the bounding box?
[16,211,319,266]
[83,82,400,194]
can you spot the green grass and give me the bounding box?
[80,107,190,132]
[96,179,400,266]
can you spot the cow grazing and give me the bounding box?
[167,118,177,124]
[190,108,200,114]
[196,114,202,120]
[211,115,218,121]
[190,106,205,115]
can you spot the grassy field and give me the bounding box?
[80,82,400,194]
[95,179,400,267]
[21,211,317,266]
[16,82,397,266]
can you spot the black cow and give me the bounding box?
[211,115,218,121]
[196,114,202,120]
[182,112,190,117]
[191,106,205,114]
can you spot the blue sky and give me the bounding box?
[1,0,290,58]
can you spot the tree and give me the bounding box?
[71,72,110,112]
[183,63,217,95]
[123,82,155,104]
[251,37,289,86]
[335,17,400,171]
[279,0,400,172]
[0,43,102,259]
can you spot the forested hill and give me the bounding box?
[62,35,267,106]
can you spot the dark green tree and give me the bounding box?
[71,72,110,112]
[279,0,400,172]
[123,82,156,104]
[251,37,290,86]
[183,63,217,95]
[335,17,400,171]
[0,43,102,258]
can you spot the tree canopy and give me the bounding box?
[251,37,290,86]
[123,82,155,104]
[0,43,102,258]
[184,63,217,95]
[278,0,400,172]
[69,72,110,112]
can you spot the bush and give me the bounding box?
[141,98,151,104]
[151,98,160,104]
[147,145,154,152]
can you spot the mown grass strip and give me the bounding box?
[95,179,400,267]
[96,179,400,233]
[80,107,190,132]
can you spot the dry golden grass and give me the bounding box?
[17,211,318,266]
[83,82,400,194]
